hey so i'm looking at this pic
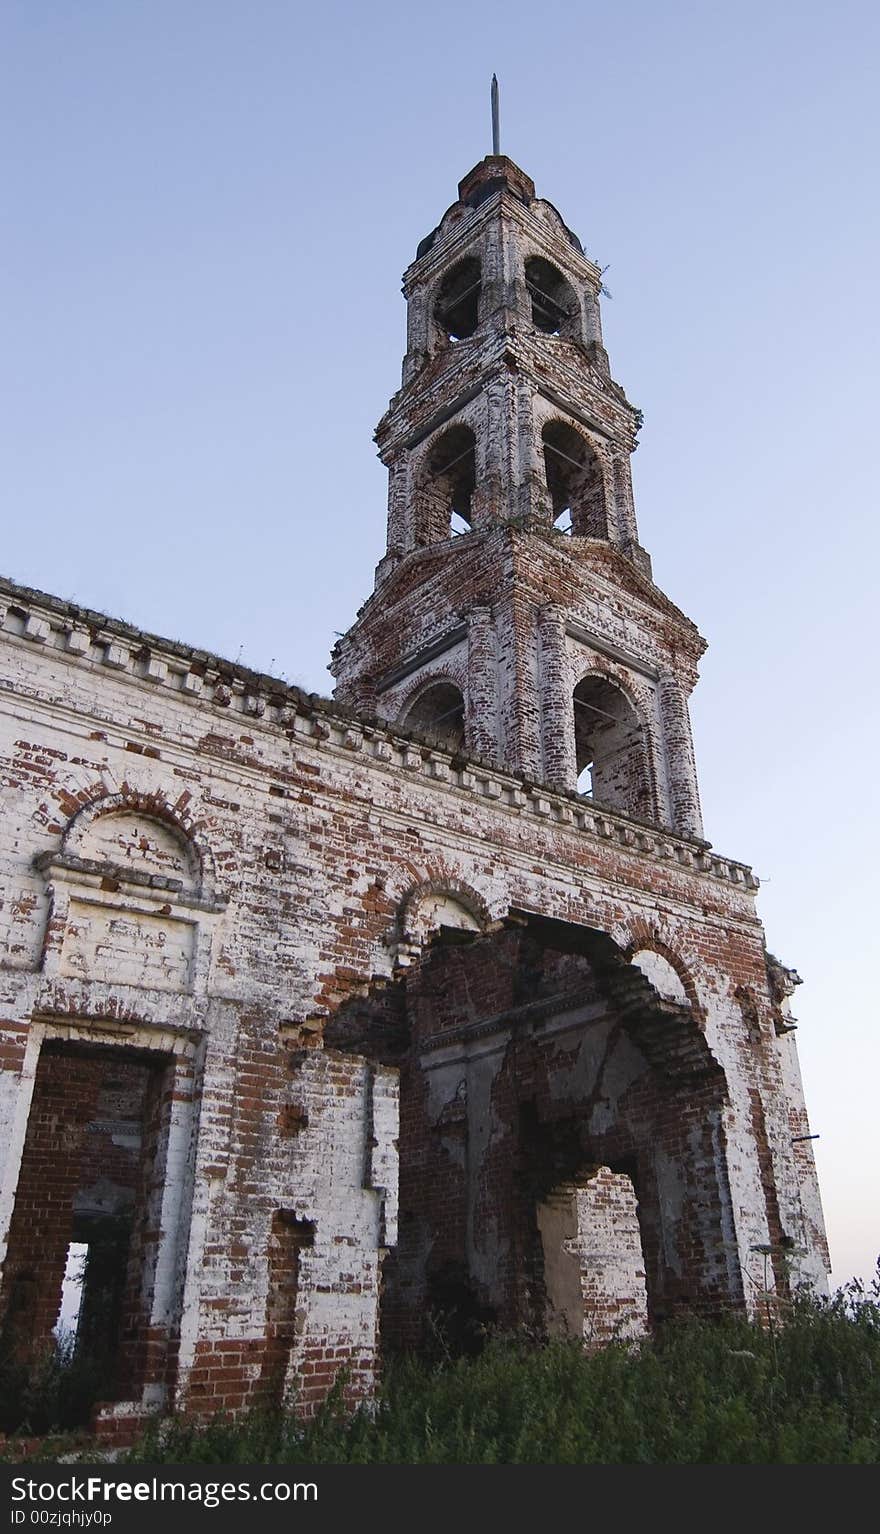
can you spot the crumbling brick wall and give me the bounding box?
[538,1170,649,1346]
[0,576,828,1419]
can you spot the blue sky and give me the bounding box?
[3,1,878,1287]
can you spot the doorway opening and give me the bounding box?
[0,1040,173,1422]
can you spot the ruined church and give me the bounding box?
[0,147,828,1430]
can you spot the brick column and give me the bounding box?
[480,214,504,320]
[584,285,603,347]
[402,286,428,383]
[611,453,638,549]
[385,458,409,555]
[515,378,545,521]
[659,671,703,838]
[467,606,498,764]
[496,588,542,780]
[538,604,576,791]
[472,379,505,531]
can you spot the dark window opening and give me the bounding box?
[402,681,466,753]
[574,675,652,819]
[525,256,578,336]
[421,424,477,543]
[542,421,607,538]
[69,1214,133,1363]
[434,257,482,342]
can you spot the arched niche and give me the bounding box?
[65,807,201,894]
[36,795,226,994]
[542,420,607,537]
[401,680,466,753]
[574,674,653,819]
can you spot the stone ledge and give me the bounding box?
[33,851,229,912]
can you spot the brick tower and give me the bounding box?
[332,152,703,843]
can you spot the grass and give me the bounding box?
[3,1274,878,1464]
[127,1273,880,1465]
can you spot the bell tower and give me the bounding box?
[331,148,705,840]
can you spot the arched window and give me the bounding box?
[402,681,465,752]
[405,892,482,944]
[525,256,578,337]
[631,950,689,1006]
[573,675,652,819]
[542,421,607,537]
[420,424,476,541]
[434,257,482,342]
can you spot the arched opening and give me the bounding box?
[404,892,482,944]
[420,424,477,541]
[574,675,652,818]
[631,950,690,1006]
[401,681,466,752]
[434,256,482,342]
[525,256,578,337]
[542,421,607,537]
[325,913,735,1356]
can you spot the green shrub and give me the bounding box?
[124,1269,880,1465]
[0,1333,111,1437]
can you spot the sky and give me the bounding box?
[3,1,878,1289]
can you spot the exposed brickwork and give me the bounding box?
[539,1169,649,1346]
[0,151,828,1423]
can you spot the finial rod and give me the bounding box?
[491,74,500,156]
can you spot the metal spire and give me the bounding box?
[491,74,500,156]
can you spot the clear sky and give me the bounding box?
[3,1,878,1289]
